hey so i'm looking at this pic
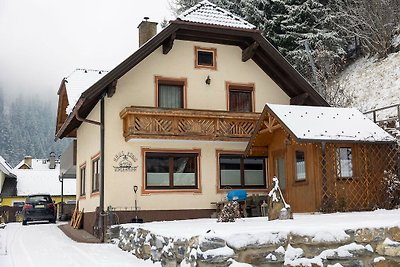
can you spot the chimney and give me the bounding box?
[49,152,56,169]
[24,156,32,168]
[137,17,158,47]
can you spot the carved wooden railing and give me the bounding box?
[120,107,260,141]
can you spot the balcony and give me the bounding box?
[120,107,260,142]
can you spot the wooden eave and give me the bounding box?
[56,20,328,140]
[55,79,69,136]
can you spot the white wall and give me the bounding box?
[76,40,290,212]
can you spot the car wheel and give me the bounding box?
[22,220,27,226]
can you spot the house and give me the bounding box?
[1,155,76,207]
[245,104,398,213]
[55,1,328,236]
[0,156,17,205]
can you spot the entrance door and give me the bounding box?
[272,151,287,199]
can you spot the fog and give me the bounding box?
[0,0,173,101]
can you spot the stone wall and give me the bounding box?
[108,225,400,266]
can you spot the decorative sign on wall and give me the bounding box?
[113,151,138,172]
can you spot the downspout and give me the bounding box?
[99,95,105,243]
[74,95,105,242]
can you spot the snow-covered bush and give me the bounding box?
[383,170,400,209]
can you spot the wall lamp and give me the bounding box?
[205,75,211,85]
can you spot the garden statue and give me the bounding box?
[267,176,293,221]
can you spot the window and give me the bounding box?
[156,77,186,109]
[80,165,86,196]
[92,157,100,192]
[227,83,254,112]
[145,152,198,189]
[337,147,353,178]
[219,154,266,189]
[195,46,216,69]
[295,150,306,181]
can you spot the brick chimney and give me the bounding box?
[137,17,158,47]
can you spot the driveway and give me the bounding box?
[0,222,159,267]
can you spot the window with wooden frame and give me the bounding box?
[80,164,86,196]
[195,46,217,70]
[145,152,199,189]
[155,76,186,109]
[227,83,254,112]
[337,147,353,178]
[218,153,266,189]
[294,150,306,181]
[92,157,100,192]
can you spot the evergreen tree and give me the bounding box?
[171,0,348,105]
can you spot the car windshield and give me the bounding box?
[27,195,52,204]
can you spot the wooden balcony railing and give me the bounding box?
[120,107,260,142]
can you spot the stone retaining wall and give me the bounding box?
[108,226,400,266]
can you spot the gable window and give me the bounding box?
[156,77,186,109]
[227,83,254,112]
[92,157,100,193]
[195,46,216,70]
[337,147,353,178]
[80,165,86,196]
[295,150,306,181]
[145,152,198,189]
[219,153,266,189]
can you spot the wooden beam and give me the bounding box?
[106,80,118,97]
[290,92,309,105]
[162,33,176,54]
[242,42,259,62]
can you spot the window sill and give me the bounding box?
[90,191,100,197]
[142,188,202,195]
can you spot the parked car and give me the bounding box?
[22,194,56,225]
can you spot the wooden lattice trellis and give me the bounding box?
[320,142,400,212]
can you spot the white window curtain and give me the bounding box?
[159,84,182,108]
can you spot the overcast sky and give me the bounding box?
[0,0,174,100]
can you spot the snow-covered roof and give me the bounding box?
[267,104,396,143]
[177,0,256,30]
[0,156,16,178]
[13,159,75,196]
[64,69,109,114]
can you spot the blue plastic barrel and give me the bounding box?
[227,189,247,201]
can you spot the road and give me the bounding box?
[0,222,159,267]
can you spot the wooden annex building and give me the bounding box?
[246,104,399,213]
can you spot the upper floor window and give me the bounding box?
[337,147,353,178]
[92,157,100,193]
[195,46,217,70]
[227,83,254,112]
[145,152,199,189]
[80,164,86,196]
[218,153,266,189]
[156,76,186,109]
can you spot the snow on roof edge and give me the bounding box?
[266,103,396,144]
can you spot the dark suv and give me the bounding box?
[22,194,56,225]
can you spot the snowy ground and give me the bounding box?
[1,209,400,267]
[333,51,400,121]
[0,222,159,267]
[122,209,400,246]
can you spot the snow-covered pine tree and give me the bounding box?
[280,0,347,97]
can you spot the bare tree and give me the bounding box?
[331,0,400,58]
